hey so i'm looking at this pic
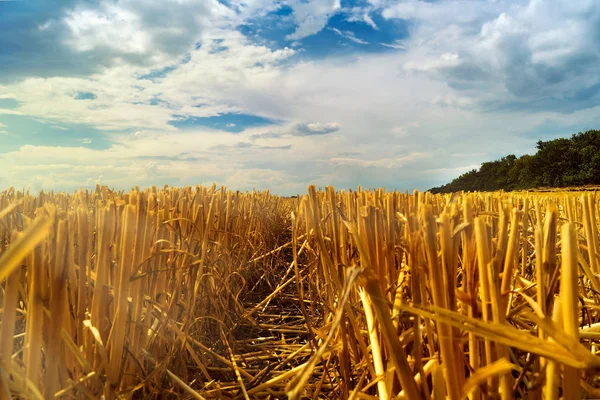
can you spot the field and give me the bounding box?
[0,184,599,399]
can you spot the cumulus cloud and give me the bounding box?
[2,33,295,131]
[404,53,461,72]
[63,0,237,66]
[293,122,341,136]
[346,6,378,30]
[285,0,342,40]
[383,0,600,112]
[0,0,240,82]
[64,5,151,54]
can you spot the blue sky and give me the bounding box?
[1,0,599,194]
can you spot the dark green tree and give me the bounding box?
[429,129,600,193]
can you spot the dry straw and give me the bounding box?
[0,185,599,398]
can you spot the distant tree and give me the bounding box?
[429,129,600,193]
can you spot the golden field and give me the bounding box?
[0,185,599,399]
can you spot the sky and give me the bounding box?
[0,0,599,195]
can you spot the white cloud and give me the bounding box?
[61,0,236,67]
[286,0,342,40]
[380,40,406,50]
[65,5,151,54]
[346,7,378,30]
[3,33,295,131]
[329,152,429,169]
[294,121,341,135]
[382,0,600,108]
[0,135,301,193]
[404,52,461,72]
[329,28,369,44]
[5,29,600,192]
[431,93,474,109]
[381,0,493,25]
[2,0,600,193]
[6,72,176,131]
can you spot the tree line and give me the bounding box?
[429,129,600,193]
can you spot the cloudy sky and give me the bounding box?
[0,0,599,195]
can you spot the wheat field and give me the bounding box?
[0,184,599,399]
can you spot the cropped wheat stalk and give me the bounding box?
[0,184,599,399]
